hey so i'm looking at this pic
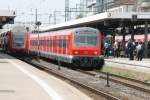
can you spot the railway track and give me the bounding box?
[22,58,120,100]
[18,57,150,100]
[77,70,150,94]
[97,71,150,86]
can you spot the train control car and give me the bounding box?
[0,26,30,53]
[30,27,104,69]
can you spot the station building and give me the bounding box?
[0,10,15,29]
[86,0,150,15]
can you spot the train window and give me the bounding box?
[52,39,56,47]
[56,40,61,47]
[42,40,43,46]
[60,40,62,47]
[47,40,49,47]
[40,40,42,46]
[31,40,32,46]
[74,34,98,47]
[87,36,98,46]
[48,40,52,47]
[56,39,68,48]
[62,39,68,48]
[43,40,45,46]
[42,40,44,46]
[33,40,35,46]
[31,40,33,46]
[34,40,35,46]
[12,32,25,48]
[30,40,34,46]
[44,40,46,46]
[35,40,38,45]
[41,40,43,46]
[62,40,65,47]
[57,39,60,47]
[39,40,40,46]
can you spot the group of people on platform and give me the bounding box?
[103,39,144,61]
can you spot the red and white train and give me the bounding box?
[0,26,29,53]
[30,27,104,68]
[0,26,104,69]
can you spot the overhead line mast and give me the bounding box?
[65,0,69,22]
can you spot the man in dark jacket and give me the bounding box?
[127,39,135,60]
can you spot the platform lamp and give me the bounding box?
[35,21,42,60]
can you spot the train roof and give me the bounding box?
[31,27,99,38]
[0,26,27,35]
[41,27,99,33]
[11,26,27,33]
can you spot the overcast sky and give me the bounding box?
[0,0,79,25]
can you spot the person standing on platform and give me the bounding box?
[125,41,129,57]
[104,41,109,57]
[127,39,135,60]
[113,40,119,57]
[136,42,144,61]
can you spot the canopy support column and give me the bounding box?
[144,21,148,58]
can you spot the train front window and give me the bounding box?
[74,32,98,47]
[12,33,25,48]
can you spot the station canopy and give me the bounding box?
[0,10,16,29]
[41,11,150,32]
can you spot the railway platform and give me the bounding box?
[0,52,92,100]
[105,57,150,74]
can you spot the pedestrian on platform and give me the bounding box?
[104,41,109,57]
[125,41,129,57]
[120,42,125,57]
[136,42,144,61]
[113,40,119,57]
[127,39,135,60]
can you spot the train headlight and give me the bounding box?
[74,51,78,54]
[94,51,98,55]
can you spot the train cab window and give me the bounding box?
[74,33,98,47]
